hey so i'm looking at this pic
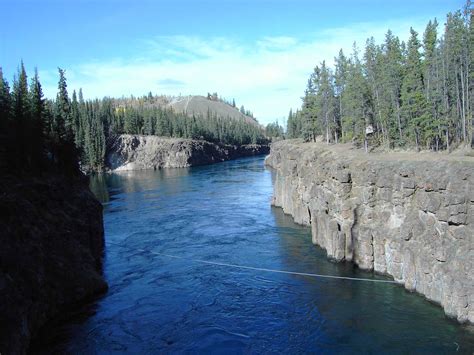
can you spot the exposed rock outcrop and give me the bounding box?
[0,175,107,354]
[266,140,474,324]
[107,134,270,171]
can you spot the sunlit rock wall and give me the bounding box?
[266,140,474,324]
[107,135,269,171]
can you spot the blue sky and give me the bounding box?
[0,0,463,125]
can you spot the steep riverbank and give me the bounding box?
[0,174,107,354]
[106,134,270,171]
[265,139,474,324]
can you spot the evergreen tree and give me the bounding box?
[444,11,469,146]
[265,120,284,139]
[286,109,296,138]
[0,68,11,172]
[401,28,430,149]
[364,37,385,144]
[343,43,371,143]
[28,68,46,170]
[423,19,444,149]
[317,61,337,143]
[0,68,11,132]
[55,68,73,141]
[124,106,142,134]
[287,2,471,151]
[11,61,30,170]
[54,68,78,172]
[301,73,318,142]
[334,50,349,140]
[71,90,81,146]
[377,31,404,145]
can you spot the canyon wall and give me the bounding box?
[107,134,269,171]
[265,140,474,324]
[0,175,107,354]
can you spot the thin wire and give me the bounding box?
[107,242,397,284]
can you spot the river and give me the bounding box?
[40,156,474,353]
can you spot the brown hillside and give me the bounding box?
[166,95,259,126]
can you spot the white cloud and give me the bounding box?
[40,15,439,126]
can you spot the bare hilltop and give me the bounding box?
[166,95,259,126]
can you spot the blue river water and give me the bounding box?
[41,156,474,353]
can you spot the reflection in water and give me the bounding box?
[88,173,109,203]
[39,157,474,353]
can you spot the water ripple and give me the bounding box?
[35,157,474,354]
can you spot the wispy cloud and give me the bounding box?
[40,15,438,125]
[157,78,186,88]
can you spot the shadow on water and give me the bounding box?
[37,156,474,354]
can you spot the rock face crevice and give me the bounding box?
[107,135,270,171]
[0,175,107,354]
[265,140,474,324]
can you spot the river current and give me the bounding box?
[40,156,474,353]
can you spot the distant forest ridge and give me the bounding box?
[287,1,473,151]
[0,66,268,173]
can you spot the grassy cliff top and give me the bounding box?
[272,139,474,164]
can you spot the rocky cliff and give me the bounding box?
[266,140,474,324]
[0,174,107,354]
[107,134,270,171]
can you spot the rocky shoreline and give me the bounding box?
[106,134,270,171]
[265,139,474,324]
[0,175,107,354]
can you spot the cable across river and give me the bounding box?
[108,242,398,284]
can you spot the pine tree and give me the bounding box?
[364,37,386,144]
[77,88,88,153]
[11,61,30,170]
[343,43,371,143]
[334,49,349,141]
[286,109,295,138]
[382,30,405,145]
[287,3,471,150]
[0,68,11,172]
[71,90,81,146]
[54,68,78,172]
[314,61,337,144]
[0,68,11,131]
[301,73,318,142]
[55,68,73,141]
[124,107,140,134]
[423,19,444,149]
[444,11,469,145]
[401,28,430,149]
[28,68,46,170]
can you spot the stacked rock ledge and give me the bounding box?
[265,139,474,324]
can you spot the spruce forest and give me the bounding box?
[287,3,474,151]
[0,64,267,173]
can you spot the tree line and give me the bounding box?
[265,120,285,140]
[288,2,473,151]
[0,63,80,176]
[0,64,267,173]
